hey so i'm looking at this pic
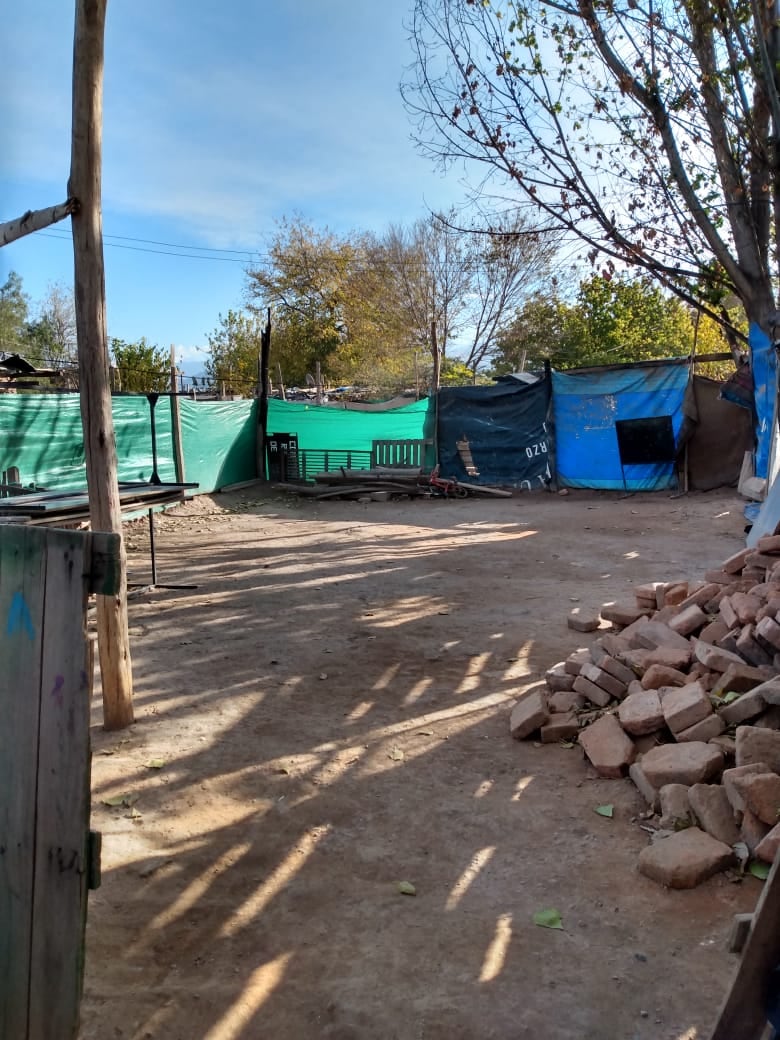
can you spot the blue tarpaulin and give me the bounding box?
[552,360,690,490]
[750,322,776,480]
[434,377,552,487]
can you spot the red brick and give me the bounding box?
[719,597,739,630]
[719,687,769,726]
[641,742,724,787]
[599,655,636,686]
[709,734,737,758]
[736,726,780,771]
[699,618,730,645]
[663,582,689,606]
[643,645,693,671]
[736,624,774,667]
[600,601,652,627]
[638,828,735,888]
[743,567,770,584]
[540,712,580,743]
[741,807,771,853]
[548,689,585,713]
[723,763,771,812]
[597,633,631,659]
[754,706,780,729]
[629,762,660,810]
[545,662,576,692]
[579,663,627,700]
[694,641,745,672]
[509,689,549,739]
[677,583,721,611]
[745,551,779,571]
[573,674,612,708]
[688,783,740,845]
[635,621,692,652]
[635,582,665,601]
[711,662,773,698]
[567,609,600,633]
[756,615,780,652]
[731,592,762,625]
[620,649,653,675]
[734,772,780,825]
[668,604,709,637]
[675,714,725,743]
[758,535,780,554]
[578,713,636,778]
[705,569,736,584]
[659,784,693,829]
[618,689,664,736]
[662,681,712,734]
[720,547,751,574]
[756,822,780,863]
[641,664,688,689]
[564,648,592,675]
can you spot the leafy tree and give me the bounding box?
[405,0,780,345]
[0,271,30,356]
[248,213,555,393]
[491,274,736,372]
[205,310,264,396]
[23,282,78,371]
[246,218,356,382]
[110,337,170,393]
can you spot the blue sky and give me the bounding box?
[2,2,469,373]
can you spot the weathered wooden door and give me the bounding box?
[0,524,117,1039]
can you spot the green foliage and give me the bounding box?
[0,271,30,356]
[110,337,170,393]
[406,0,780,334]
[205,310,264,396]
[490,274,734,372]
[248,213,553,393]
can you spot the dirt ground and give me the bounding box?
[78,485,760,1040]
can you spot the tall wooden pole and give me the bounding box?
[70,0,134,730]
[257,309,271,479]
[170,344,186,483]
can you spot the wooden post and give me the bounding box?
[70,0,134,730]
[710,851,780,1039]
[169,344,185,483]
[315,360,322,404]
[277,362,286,401]
[257,309,271,479]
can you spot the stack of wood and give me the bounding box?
[274,467,426,500]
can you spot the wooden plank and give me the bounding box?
[0,526,47,1038]
[710,851,780,1039]
[28,529,93,1040]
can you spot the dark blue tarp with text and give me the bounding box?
[434,377,551,487]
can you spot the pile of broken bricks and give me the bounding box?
[509,534,780,889]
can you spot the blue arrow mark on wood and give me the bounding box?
[7,591,35,640]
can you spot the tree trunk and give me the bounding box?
[431,320,441,392]
[70,0,134,730]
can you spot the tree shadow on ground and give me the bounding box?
[80,491,754,1040]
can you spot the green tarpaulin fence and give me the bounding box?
[266,398,428,452]
[0,394,429,496]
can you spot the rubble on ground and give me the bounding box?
[510,534,780,888]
